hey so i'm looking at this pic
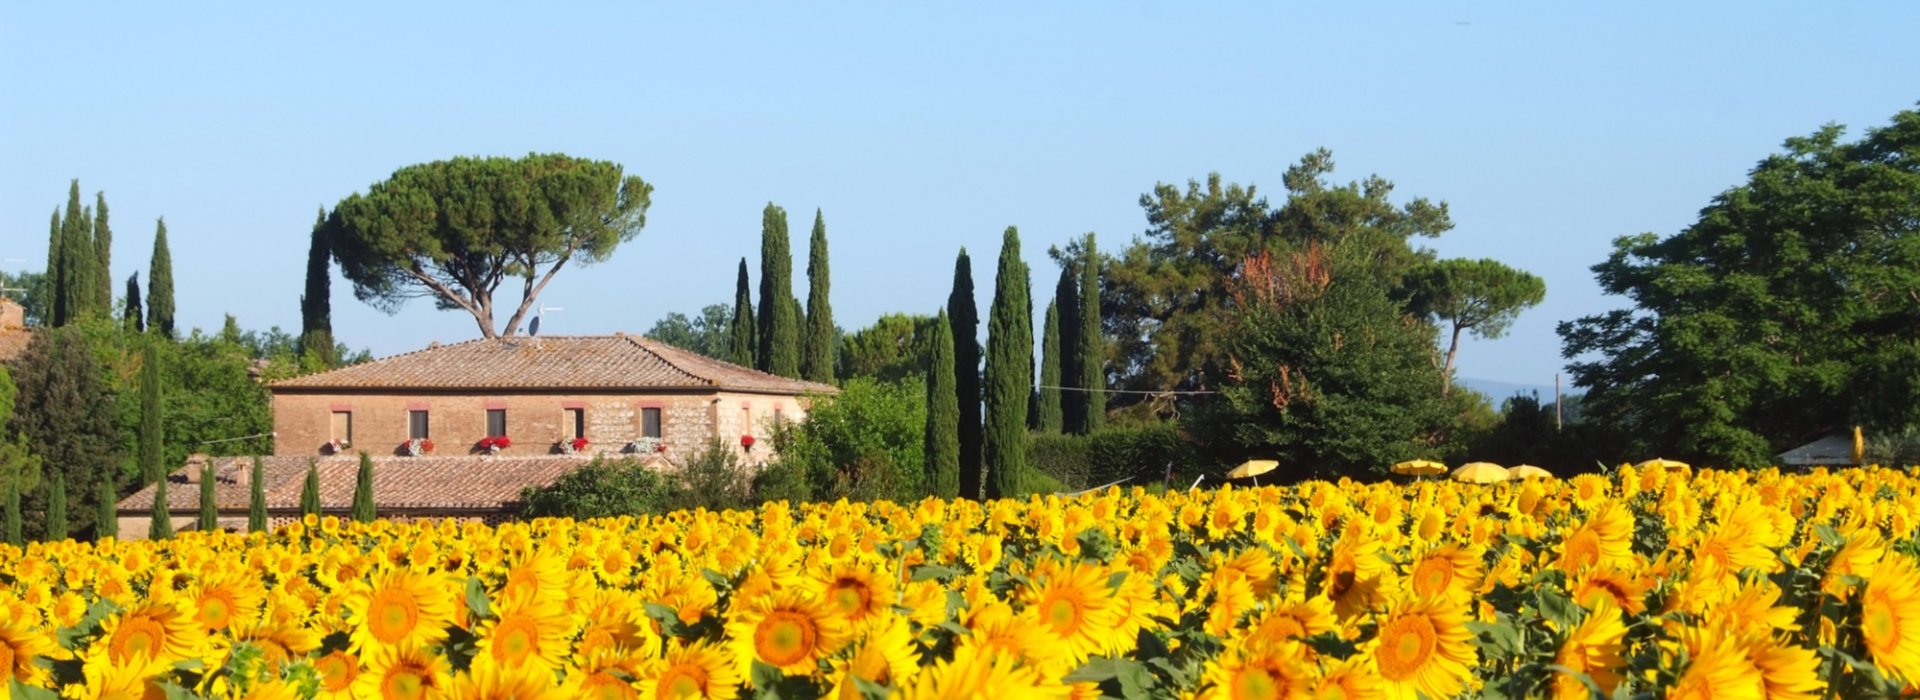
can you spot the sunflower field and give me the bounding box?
[3,464,1920,699]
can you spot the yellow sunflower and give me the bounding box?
[807,559,896,632]
[447,662,560,700]
[1311,654,1384,700]
[1198,639,1313,700]
[98,597,206,666]
[724,589,850,679]
[1667,631,1764,700]
[1549,599,1626,700]
[312,649,363,700]
[1322,527,1388,619]
[563,645,651,700]
[190,571,267,632]
[637,640,742,700]
[352,644,453,700]
[828,614,920,699]
[1024,560,1125,663]
[1407,542,1483,603]
[1246,597,1337,648]
[960,601,1070,675]
[348,570,457,655]
[0,611,64,688]
[897,644,1071,700]
[472,594,572,673]
[1862,553,1920,685]
[1556,501,1633,575]
[1371,596,1476,700]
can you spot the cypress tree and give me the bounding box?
[57,181,95,324]
[1053,263,1082,430]
[149,475,173,540]
[147,218,176,337]
[1073,235,1105,433]
[141,342,172,540]
[1037,299,1063,433]
[46,473,68,541]
[983,228,1032,499]
[757,204,799,378]
[351,452,375,523]
[94,192,113,314]
[924,311,961,499]
[45,209,61,317]
[948,249,984,500]
[3,480,19,546]
[299,209,335,365]
[198,462,218,532]
[300,460,320,519]
[124,273,145,333]
[802,209,836,383]
[730,258,756,367]
[97,477,118,540]
[248,456,267,533]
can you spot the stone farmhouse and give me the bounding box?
[116,333,835,535]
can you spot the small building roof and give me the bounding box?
[268,334,836,395]
[116,454,625,514]
[1775,434,1857,467]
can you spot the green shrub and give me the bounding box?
[520,456,671,519]
[1027,424,1192,490]
[665,438,754,512]
[772,378,927,503]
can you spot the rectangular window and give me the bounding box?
[564,408,585,440]
[740,405,751,434]
[330,411,353,444]
[773,407,785,427]
[641,407,663,439]
[408,410,430,440]
[486,409,508,438]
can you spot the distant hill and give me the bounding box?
[1456,378,1563,403]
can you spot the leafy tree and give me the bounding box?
[198,461,217,532]
[97,478,117,540]
[665,439,754,512]
[10,329,119,538]
[520,456,671,519]
[1,269,50,327]
[147,218,176,337]
[1036,299,1063,433]
[644,304,733,359]
[351,452,375,522]
[46,473,67,541]
[948,249,983,499]
[1560,108,1920,465]
[923,311,960,499]
[1074,234,1106,433]
[803,209,836,384]
[1198,241,1453,478]
[730,258,756,367]
[0,366,43,505]
[298,209,336,366]
[3,480,18,546]
[248,456,267,533]
[300,460,320,518]
[838,313,939,384]
[1407,258,1546,395]
[774,379,927,502]
[123,273,143,333]
[1103,159,1450,403]
[757,203,800,377]
[983,227,1032,499]
[327,153,653,339]
[93,192,113,314]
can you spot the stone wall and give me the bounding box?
[271,389,809,464]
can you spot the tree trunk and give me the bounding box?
[1440,323,1463,396]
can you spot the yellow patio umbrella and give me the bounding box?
[1635,458,1690,471]
[1391,459,1447,477]
[1853,426,1865,466]
[1452,462,1510,484]
[1507,464,1554,480]
[1227,460,1279,486]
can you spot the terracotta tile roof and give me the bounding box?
[269,335,836,395]
[116,454,606,514]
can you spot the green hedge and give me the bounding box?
[1027,424,1189,491]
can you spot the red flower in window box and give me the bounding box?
[403,438,434,456]
[570,437,589,452]
[478,436,512,453]
[740,434,756,450]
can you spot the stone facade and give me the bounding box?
[271,389,808,466]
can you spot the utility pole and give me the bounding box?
[1554,372,1563,431]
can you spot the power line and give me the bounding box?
[1032,384,1219,396]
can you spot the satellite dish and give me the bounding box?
[529,315,541,337]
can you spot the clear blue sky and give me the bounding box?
[4,3,1915,387]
